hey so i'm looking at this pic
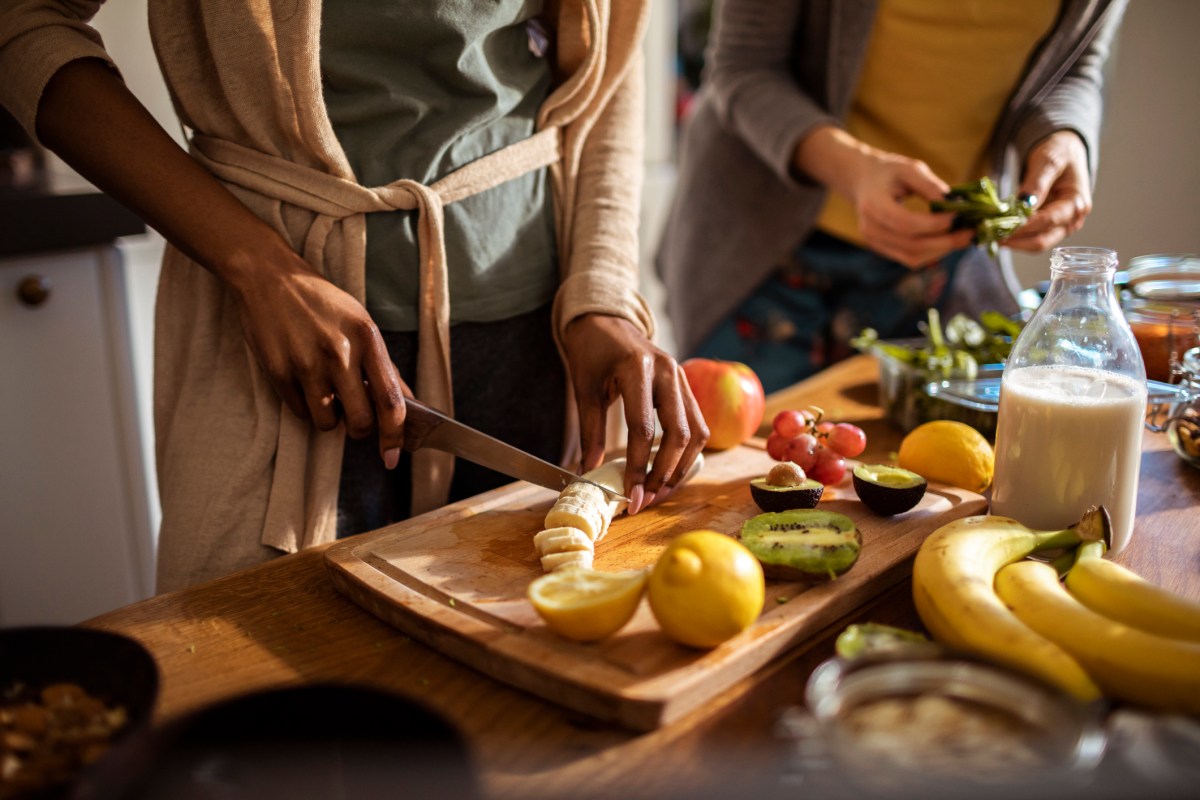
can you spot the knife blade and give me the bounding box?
[401,397,629,502]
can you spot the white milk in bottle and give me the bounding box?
[989,247,1146,554]
[990,365,1146,552]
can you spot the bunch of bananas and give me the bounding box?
[913,508,1200,714]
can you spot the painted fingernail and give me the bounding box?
[656,484,673,504]
[642,489,657,511]
[628,484,645,515]
[384,447,400,470]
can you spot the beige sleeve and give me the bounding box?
[0,0,118,141]
[551,49,655,344]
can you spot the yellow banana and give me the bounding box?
[1064,540,1200,642]
[912,512,1106,701]
[996,559,1200,715]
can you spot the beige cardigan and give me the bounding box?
[0,0,653,591]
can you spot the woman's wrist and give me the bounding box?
[791,124,871,199]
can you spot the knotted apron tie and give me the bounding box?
[190,126,561,515]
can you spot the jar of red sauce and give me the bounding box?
[1123,254,1200,382]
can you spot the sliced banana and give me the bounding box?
[533,453,705,573]
[540,550,594,572]
[533,526,592,555]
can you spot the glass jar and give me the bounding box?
[1166,347,1200,468]
[991,247,1147,554]
[1123,254,1200,382]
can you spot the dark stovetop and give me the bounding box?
[0,153,146,259]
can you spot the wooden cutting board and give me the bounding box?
[324,441,987,731]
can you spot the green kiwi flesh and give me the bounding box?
[737,510,861,581]
[749,476,824,512]
[852,464,927,516]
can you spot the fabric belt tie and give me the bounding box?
[190,127,561,514]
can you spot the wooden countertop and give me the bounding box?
[85,355,1200,798]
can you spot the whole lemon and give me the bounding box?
[648,530,765,649]
[898,420,994,492]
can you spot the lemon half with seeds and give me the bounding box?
[898,420,994,492]
[528,567,647,642]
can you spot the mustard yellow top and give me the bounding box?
[817,0,1060,246]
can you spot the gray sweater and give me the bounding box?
[657,0,1127,355]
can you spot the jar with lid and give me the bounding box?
[1122,254,1200,382]
[991,247,1147,554]
[1165,347,1200,468]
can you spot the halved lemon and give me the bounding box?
[528,567,647,642]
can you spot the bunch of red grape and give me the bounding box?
[766,407,867,486]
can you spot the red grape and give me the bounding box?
[799,409,819,428]
[826,423,867,458]
[772,409,808,439]
[808,447,847,486]
[766,432,791,461]
[815,421,835,436]
[786,433,820,471]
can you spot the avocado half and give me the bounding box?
[749,476,824,512]
[737,509,861,582]
[852,464,927,516]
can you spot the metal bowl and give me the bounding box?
[803,654,1106,793]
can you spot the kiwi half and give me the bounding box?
[749,476,824,512]
[738,510,861,582]
[852,464,927,516]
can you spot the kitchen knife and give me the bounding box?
[402,397,629,502]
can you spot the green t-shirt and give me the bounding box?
[320,0,557,332]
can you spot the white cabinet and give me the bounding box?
[0,246,155,625]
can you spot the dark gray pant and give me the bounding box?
[336,303,566,537]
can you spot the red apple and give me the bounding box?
[681,358,765,451]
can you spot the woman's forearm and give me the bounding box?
[35,58,300,293]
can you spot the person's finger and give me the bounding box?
[862,223,974,269]
[658,364,708,500]
[299,375,341,431]
[360,334,408,468]
[642,364,689,496]
[619,356,656,515]
[898,158,952,202]
[575,388,609,475]
[864,199,956,238]
[1018,149,1066,207]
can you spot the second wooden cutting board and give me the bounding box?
[325,441,987,730]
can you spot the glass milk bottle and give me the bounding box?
[991,247,1147,554]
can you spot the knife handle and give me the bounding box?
[401,397,444,453]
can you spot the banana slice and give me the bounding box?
[544,499,606,542]
[533,527,593,555]
[534,453,706,572]
[541,550,594,572]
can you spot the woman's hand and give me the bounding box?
[226,243,411,469]
[1004,130,1092,251]
[794,126,975,267]
[560,314,709,514]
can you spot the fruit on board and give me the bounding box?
[852,464,927,516]
[898,420,994,492]
[749,462,824,512]
[681,358,765,451]
[1064,540,1200,643]
[911,507,1111,701]
[528,567,647,642]
[738,510,861,582]
[766,406,866,486]
[835,623,933,661]
[996,559,1200,714]
[647,530,764,649]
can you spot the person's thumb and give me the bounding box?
[1018,146,1063,210]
